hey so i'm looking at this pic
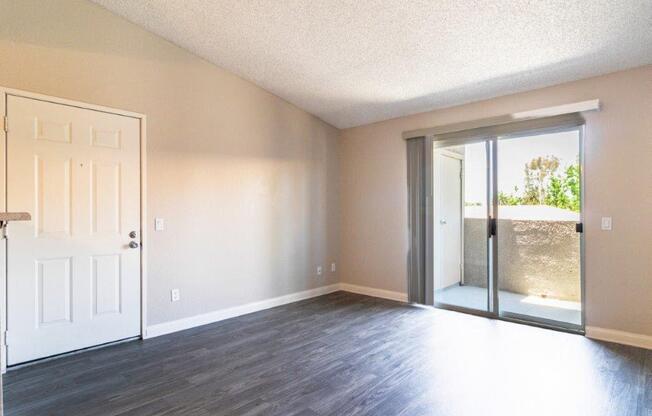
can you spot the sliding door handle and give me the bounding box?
[488,217,497,237]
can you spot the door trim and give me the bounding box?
[0,86,148,372]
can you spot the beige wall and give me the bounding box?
[340,66,652,335]
[0,0,339,326]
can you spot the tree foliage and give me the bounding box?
[499,156,580,212]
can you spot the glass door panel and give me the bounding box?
[495,129,582,328]
[433,141,490,312]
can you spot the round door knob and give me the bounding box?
[440,219,447,224]
[129,241,139,249]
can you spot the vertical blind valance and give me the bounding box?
[403,110,590,142]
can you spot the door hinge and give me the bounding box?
[3,331,8,347]
[576,223,583,233]
[3,116,7,133]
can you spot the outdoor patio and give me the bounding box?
[440,204,583,326]
[435,284,581,326]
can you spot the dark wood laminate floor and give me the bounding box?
[4,292,651,416]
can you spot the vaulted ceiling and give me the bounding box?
[92,1,652,128]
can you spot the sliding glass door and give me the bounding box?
[432,126,584,331]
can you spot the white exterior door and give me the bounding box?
[435,153,462,289]
[6,95,141,365]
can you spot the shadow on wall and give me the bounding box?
[464,218,580,301]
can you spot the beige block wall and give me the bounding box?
[340,66,652,335]
[464,219,581,302]
[0,0,339,326]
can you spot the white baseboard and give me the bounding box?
[146,284,340,339]
[145,282,409,339]
[147,283,652,352]
[338,283,408,302]
[585,326,652,350]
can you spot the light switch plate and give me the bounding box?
[171,289,180,302]
[155,217,165,231]
[601,217,612,231]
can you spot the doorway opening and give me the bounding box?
[433,127,583,331]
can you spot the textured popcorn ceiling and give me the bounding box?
[91,1,652,128]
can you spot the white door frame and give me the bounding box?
[0,87,148,372]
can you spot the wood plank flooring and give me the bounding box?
[4,292,651,415]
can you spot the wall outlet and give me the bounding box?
[171,288,180,302]
[317,266,323,276]
[601,217,612,231]
[155,217,165,231]
[331,262,336,272]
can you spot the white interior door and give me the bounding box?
[435,153,462,290]
[6,95,141,365]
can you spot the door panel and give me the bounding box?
[37,258,72,325]
[91,161,122,235]
[6,95,141,365]
[35,156,73,238]
[495,130,582,328]
[91,254,122,316]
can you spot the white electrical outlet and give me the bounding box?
[601,217,612,231]
[171,288,180,302]
[155,217,165,231]
[331,263,336,272]
[317,266,323,276]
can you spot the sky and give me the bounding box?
[462,130,580,206]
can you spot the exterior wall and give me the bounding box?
[463,218,489,291]
[0,0,339,327]
[339,65,652,336]
[464,219,580,301]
